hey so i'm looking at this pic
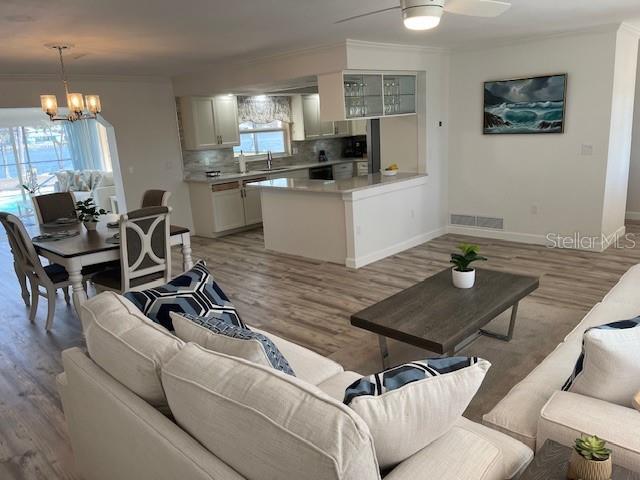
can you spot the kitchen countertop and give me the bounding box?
[184,158,366,184]
[246,172,427,194]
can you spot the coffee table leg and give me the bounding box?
[378,336,390,369]
[480,302,519,341]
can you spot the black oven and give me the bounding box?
[309,165,333,180]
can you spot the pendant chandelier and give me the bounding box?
[40,45,102,122]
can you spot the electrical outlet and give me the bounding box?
[292,146,298,154]
[128,166,134,174]
[410,209,415,219]
[530,204,539,215]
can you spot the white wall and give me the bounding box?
[0,76,193,229]
[628,48,640,221]
[448,27,635,246]
[346,41,450,237]
[601,26,639,235]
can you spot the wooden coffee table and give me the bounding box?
[351,268,539,367]
[519,440,639,479]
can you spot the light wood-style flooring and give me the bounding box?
[1,223,639,479]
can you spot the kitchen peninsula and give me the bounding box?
[247,173,430,268]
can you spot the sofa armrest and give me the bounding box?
[538,391,640,472]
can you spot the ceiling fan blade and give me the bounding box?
[443,0,511,17]
[334,6,401,24]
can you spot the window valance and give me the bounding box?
[237,96,291,124]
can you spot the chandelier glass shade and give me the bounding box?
[40,45,102,122]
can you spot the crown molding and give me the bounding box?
[345,38,449,55]
[619,21,640,37]
[451,23,623,54]
[0,73,170,83]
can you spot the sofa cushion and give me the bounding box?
[563,316,640,407]
[161,343,380,480]
[252,326,344,385]
[603,264,640,308]
[344,357,490,469]
[125,261,243,331]
[317,371,363,401]
[80,292,184,410]
[171,312,295,375]
[538,391,640,473]
[384,422,504,480]
[483,301,640,449]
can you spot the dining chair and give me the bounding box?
[140,189,171,208]
[91,206,172,294]
[32,192,77,225]
[0,212,73,330]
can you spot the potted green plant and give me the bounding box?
[568,435,612,480]
[75,198,108,231]
[450,243,487,289]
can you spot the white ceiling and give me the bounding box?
[2,0,640,77]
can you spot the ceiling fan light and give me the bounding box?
[402,4,443,30]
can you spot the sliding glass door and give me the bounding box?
[0,124,71,223]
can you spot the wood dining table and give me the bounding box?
[29,215,193,314]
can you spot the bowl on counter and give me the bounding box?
[381,169,399,176]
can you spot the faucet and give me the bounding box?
[266,151,273,170]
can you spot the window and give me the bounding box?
[0,124,71,220]
[233,120,288,157]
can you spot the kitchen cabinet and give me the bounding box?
[179,96,240,150]
[317,71,417,121]
[295,94,363,140]
[333,162,354,180]
[211,183,245,232]
[242,178,265,225]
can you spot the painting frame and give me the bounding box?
[483,73,568,135]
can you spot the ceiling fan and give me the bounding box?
[335,0,511,31]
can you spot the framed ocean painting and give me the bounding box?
[483,74,567,134]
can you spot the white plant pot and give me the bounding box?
[452,268,476,289]
[83,221,98,231]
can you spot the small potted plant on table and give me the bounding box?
[450,243,487,289]
[75,198,108,231]
[568,435,612,480]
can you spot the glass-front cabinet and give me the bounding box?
[342,73,416,119]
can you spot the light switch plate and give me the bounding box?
[580,144,594,156]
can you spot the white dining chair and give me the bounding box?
[0,212,73,330]
[140,189,171,208]
[31,192,77,225]
[91,206,172,294]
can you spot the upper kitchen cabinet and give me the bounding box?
[318,71,417,121]
[291,94,366,140]
[179,96,240,150]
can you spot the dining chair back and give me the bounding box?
[119,206,172,291]
[140,190,171,208]
[32,192,77,225]
[0,212,72,330]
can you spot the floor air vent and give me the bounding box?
[450,214,504,230]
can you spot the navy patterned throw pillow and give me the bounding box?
[125,261,243,331]
[344,356,480,404]
[174,312,295,376]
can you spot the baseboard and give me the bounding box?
[446,225,549,246]
[346,227,447,269]
[446,224,628,253]
[626,211,640,221]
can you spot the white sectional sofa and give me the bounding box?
[58,292,533,480]
[483,264,640,472]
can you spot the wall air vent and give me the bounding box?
[450,214,504,230]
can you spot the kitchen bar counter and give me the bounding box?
[184,159,363,184]
[247,172,426,194]
[249,172,432,269]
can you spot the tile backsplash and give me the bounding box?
[182,137,357,174]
